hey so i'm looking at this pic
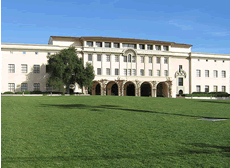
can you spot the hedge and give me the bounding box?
[3,91,14,94]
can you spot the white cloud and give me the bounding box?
[168,20,193,30]
[207,31,229,37]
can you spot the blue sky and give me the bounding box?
[2,0,230,54]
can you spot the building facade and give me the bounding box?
[1,36,230,97]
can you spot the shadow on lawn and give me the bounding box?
[199,101,230,104]
[40,103,230,119]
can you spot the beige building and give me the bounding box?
[1,36,230,97]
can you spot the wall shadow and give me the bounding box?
[199,100,230,104]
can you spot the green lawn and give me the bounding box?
[1,96,230,167]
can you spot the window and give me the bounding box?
[8,83,15,92]
[10,51,13,54]
[164,57,168,64]
[127,69,131,76]
[139,44,145,49]
[21,83,28,91]
[178,78,183,86]
[222,86,226,92]
[132,56,136,62]
[114,43,120,48]
[156,57,160,64]
[198,59,200,61]
[35,52,38,55]
[97,68,101,75]
[147,45,153,50]
[163,46,169,51]
[132,69,136,76]
[124,69,127,75]
[122,43,136,49]
[155,45,161,50]
[8,64,15,73]
[157,70,160,76]
[196,69,201,77]
[222,71,226,78]
[33,65,40,73]
[106,68,110,75]
[164,70,168,77]
[48,52,51,55]
[179,65,182,71]
[214,60,216,62]
[123,56,127,62]
[46,83,52,91]
[115,69,119,75]
[149,57,152,63]
[115,55,119,62]
[205,70,209,77]
[223,60,225,63]
[34,83,40,91]
[149,70,152,76]
[88,54,92,61]
[97,54,101,61]
[141,56,144,63]
[213,70,218,78]
[213,85,218,92]
[196,85,201,92]
[128,54,131,62]
[140,69,144,76]
[23,51,26,54]
[87,41,93,47]
[21,64,27,73]
[206,59,208,62]
[106,55,110,62]
[205,85,209,92]
[96,42,102,47]
[105,42,111,48]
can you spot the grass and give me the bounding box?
[1,96,230,167]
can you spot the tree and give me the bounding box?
[46,46,95,93]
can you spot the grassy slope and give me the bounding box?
[1,96,230,167]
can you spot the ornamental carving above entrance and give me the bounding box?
[122,48,137,56]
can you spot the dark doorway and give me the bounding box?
[179,90,183,95]
[95,84,101,95]
[69,89,74,94]
[126,84,135,96]
[157,83,163,97]
[111,84,118,95]
[141,83,151,97]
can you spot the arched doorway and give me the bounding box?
[91,81,101,95]
[124,81,135,96]
[157,82,168,97]
[141,82,152,97]
[106,81,118,96]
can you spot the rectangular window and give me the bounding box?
[157,70,160,76]
[128,55,131,62]
[222,71,226,78]
[21,64,27,73]
[8,64,15,73]
[139,44,145,49]
[106,68,110,75]
[35,52,38,55]
[164,70,168,77]
[96,42,102,47]
[114,43,120,48]
[205,85,209,92]
[115,55,119,62]
[164,57,168,64]
[8,83,15,92]
[122,43,136,49]
[213,85,218,92]
[88,54,92,61]
[196,69,201,77]
[21,83,28,91]
[222,86,226,92]
[132,69,136,76]
[34,83,40,91]
[87,41,93,47]
[149,69,152,76]
[213,70,218,78]
[141,56,144,63]
[149,57,152,63]
[205,70,209,77]
[179,65,182,71]
[196,85,201,92]
[97,54,101,61]
[33,65,40,73]
[163,46,169,51]
[48,52,51,55]
[132,56,136,62]
[124,69,127,75]
[140,69,144,76]
[127,69,131,76]
[97,68,101,75]
[155,45,161,50]
[115,69,119,75]
[46,83,52,91]
[178,78,183,86]
[156,57,160,64]
[106,55,110,62]
[105,42,111,48]
[123,56,127,62]
[147,45,153,50]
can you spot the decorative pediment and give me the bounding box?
[175,69,186,78]
[122,48,137,56]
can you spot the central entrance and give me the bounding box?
[124,81,135,96]
[106,81,118,96]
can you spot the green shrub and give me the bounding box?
[30,91,42,94]
[23,91,31,94]
[15,92,23,94]
[3,91,14,94]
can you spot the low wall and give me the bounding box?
[185,97,229,100]
[2,94,43,96]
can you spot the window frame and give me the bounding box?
[8,83,15,92]
[96,42,102,47]
[33,83,40,91]
[21,83,28,92]
[8,64,15,73]
[205,70,209,77]
[97,68,101,75]
[21,64,27,73]
[140,69,144,76]
[33,65,40,73]
[178,78,183,86]
[87,41,93,47]
[97,54,101,61]
[88,54,92,61]
[106,68,110,75]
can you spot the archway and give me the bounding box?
[91,81,101,95]
[141,82,152,97]
[157,82,168,97]
[179,90,183,95]
[106,81,118,96]
[124,81,135,96]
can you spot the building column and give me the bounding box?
[110,54,114,75]
[101,54,105,75]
